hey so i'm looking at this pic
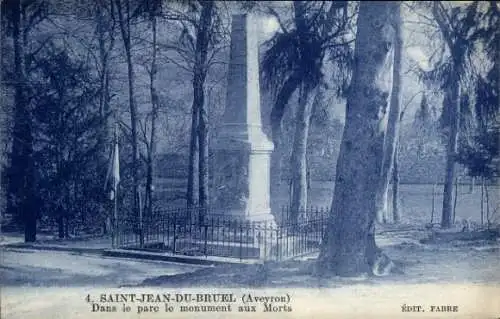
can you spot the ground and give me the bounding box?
[2,226,498,288]
[2,225,499,318]
[0,248,204,287]
[1,182,499,318]
[138,225,500,287]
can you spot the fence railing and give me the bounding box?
[115,206,329,261]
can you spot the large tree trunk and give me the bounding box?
[441,81,460,228]
[116,0,139,219]
[317,2,398,277]
[375,6,402,224]
[289,85,315,223]
[7,0,37,242]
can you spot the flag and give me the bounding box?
[109,141,120,200]
[110,140,120,200]
[105,136,120,200]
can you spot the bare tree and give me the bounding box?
[95,0,116,121]
[167,1,227,210]
[143,7,160,218]
[114,0,140,218]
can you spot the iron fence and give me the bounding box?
[115,206,329,261]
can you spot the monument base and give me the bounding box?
[211,136,275,226]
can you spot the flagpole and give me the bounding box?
[114,176,118,248]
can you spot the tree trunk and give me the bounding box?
[289,85,315,223]
[57,215,64,239]
[469,177,474,194]
[116,0,139,219]
[96,0,114,120]
[441,81,460,228]
[270,72,302,210]
[7,0,37,242]
[187,104,199,208]
[392,147,401,223]
[432,2,462,229]
[270,138,282,213]
[317,2,399,277]
[431,181,437,224]
[480,177,484,225]
[145,156,154,216]
[485,182,490,228]
[145,15,158,218]
[376,4,402,224]
[95,0,115,190]
[452,175,459,224]
[198,99,209,211]
[306,157,311,192]
[270,139,282,211]
[375,188,389,224]
[194,2,214,217]
[64,216,69,239]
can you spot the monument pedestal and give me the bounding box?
[212,136,274,224]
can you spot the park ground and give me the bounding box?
[2,221,500,318]
[1,183,499,318]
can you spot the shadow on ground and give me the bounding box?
[139,228,500,288]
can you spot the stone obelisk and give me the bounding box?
[212,14,275,224]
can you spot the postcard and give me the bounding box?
[1,1,499,318]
